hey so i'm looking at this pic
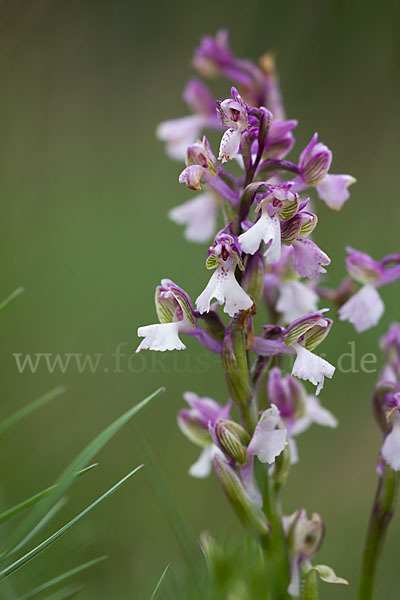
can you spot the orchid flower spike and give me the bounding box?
[136,279,195,352]
[196,226,253,317]
[338,248,400,333]
[293,133,356,210]
[217,87,249,162]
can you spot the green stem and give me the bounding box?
[357,465,400,600]
[302,569,318,600]
[261,466,291,599]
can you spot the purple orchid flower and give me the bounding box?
[216,87,250,162]
[156,79,220,161]
[293,133,356,210]
[238,182,297,264]
[196,226,253,317]
[136,279,221,353]
[178,136,239,205]
[252,311,335,394]
[263,246,320,323]
[338,248,400,332]
[268,367,337,463]
[178,391,231,478]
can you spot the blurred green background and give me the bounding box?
[0,0,399,598]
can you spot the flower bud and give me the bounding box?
[222,320,252,414]
[242,252,265,305]
[177,409,212,447]
[214,454,269,537]
[284,311,329,347]
[215,420,249,465]
[345,247,381,284]
[299,134,332,186]
[280,214,302,246]
[198,310,226,343]
[186,136,218,174]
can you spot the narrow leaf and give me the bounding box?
[151,564,170,600]
[0,465,98,524]
[0,386,66,436]
[1,387,163,559]
[0,465,143,578]
[18,555,106,600]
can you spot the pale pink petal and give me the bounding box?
[338,284,384,333]
[316,174,356,210]
[169,193,217,242]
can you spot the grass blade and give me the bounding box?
[0,465,143,578]
[18,555,106,600]
[0,287,24,313]
[0,386,66,436]
[0,464,98,524]
[0,387,164,559]
[129,432,198,577]
[42,585,82,600]
[151,563,170,600]
[11,498,67,556]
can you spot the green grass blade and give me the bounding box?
[0,386,66,436]
[43,585,82,600]
[11,498,67,556]
[0,387,163,559]
[129,432,198,577]
[0,464,98,524]
[0,465,143,578]
[0,287,24,313]
[18,555,106,600]
[151,564,170,600]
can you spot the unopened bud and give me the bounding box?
[215,420,249,465]
[177,409,212,446]
[214,454,269,537]
[222,321,252,414]
[242,252,265,305]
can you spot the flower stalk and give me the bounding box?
[357,465,400,600]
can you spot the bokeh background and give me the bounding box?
[0,0,399,598]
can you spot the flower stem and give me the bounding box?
[357,465,400,600]
[261,466,291,599]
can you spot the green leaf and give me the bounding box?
[0,287,24,313]
[0,387,164,559]
[150,563,170,600]
[18,555,106,600]
[0,465,98,524]
[11,498,67,557]
[0,386,66,436]
[0,465,143,578]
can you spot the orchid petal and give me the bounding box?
[338,284,384,333]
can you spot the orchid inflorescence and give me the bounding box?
[138,31,400,598]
